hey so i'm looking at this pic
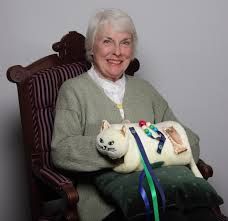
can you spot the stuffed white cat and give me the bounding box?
[96,120,202,178]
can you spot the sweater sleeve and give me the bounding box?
[51,81,115,172]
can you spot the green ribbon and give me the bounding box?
[141,157,160,221]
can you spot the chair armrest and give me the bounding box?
[33,166,79,208]
[197,158,213,180]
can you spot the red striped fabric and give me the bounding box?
[27,62,88,184]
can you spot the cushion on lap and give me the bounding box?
[93,165,223,220]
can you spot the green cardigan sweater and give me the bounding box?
[51,73,200,221]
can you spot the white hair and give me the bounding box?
[85,9,138,62]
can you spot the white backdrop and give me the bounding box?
[0,0,227,220]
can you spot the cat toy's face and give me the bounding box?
[96,123,129,159]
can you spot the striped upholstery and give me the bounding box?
[27,62,89,185]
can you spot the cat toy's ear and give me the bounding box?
[101,120,111,132]
[120,125,128,137]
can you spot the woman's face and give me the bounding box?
[92,24,134,81]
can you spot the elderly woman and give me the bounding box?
[51,9,214,221]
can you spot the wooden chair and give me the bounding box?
[7,31,225,221]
